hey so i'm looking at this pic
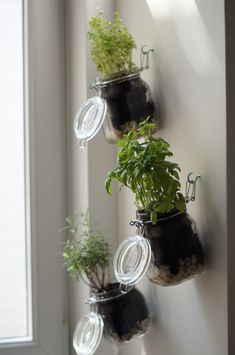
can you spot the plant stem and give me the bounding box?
[79,273,95,289]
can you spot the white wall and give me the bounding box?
[65,1,228,355]
[115,1,227,355]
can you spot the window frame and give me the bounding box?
[0,0,68,354]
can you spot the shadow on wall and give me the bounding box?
[143,325,181,355]
[193,196,227,350]
[141,283,182,355]
[116,323,180,355]
[197,193,225,329]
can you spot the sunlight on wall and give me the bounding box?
[145,0,220,75]
[145,0,199,19]
[174,0,199,17]
[145,0,172,19]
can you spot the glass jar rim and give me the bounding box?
[88,283,134,304]
[91,68,141,88]
[136,209,184,225]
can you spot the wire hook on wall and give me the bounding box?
[140,45,154,71]
[185,172,201,203]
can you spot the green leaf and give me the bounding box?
[104,120,184,223]
[175,193,186,212]
[62,213,111,291]
[172,170,179,180]
[105,178,112,195]
[150,210,157,224]
[87,11,136,79]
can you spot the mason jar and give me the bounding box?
[73,283,150,355]
[73,69,158,146]
[114,211,205,287]
[93,69,158,143]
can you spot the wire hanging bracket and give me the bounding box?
[140,45,154,71]
[185,172,201,203]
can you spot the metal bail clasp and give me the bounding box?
[119,283,132,294]
[84,297,97,312]
[79,139,86,149]
[130,220,144,236]
[89,79,99,93]
[185,172,201,203]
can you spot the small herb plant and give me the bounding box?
[105,120,186,224]
[62,212,111,292]
[87,10,136,80]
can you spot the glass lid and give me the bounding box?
[113,235,152,286]
[73,312,104,355]
[74,96,107,147]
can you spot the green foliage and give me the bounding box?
[62,212,111,292]
[87,10,136,79]
[105,119,186,224]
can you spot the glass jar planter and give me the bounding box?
[74,69,158,146]
[92,283,150,342]
[92,70,158,143]
[73,283,150,355]
[114,211,205,287]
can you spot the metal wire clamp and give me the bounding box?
[140,45,154,71]
[130,220,144,235]
[185,172,201,203]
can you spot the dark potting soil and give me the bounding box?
[93,283,149,342]
[137,210,205,276]
[100,76,156,132]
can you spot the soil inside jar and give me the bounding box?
[99,74,158,141]
[137,210,205,285]
[92,283,150,343]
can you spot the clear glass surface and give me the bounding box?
[73,312,103,355]
[74,96,106,146]
[114,236,152,286]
